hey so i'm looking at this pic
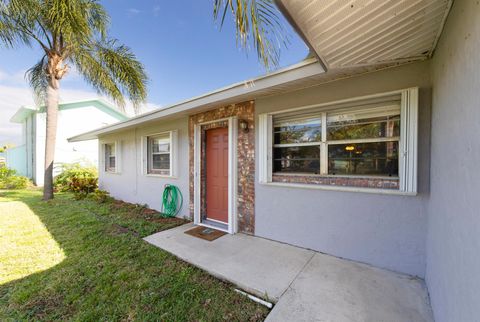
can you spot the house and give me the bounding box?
[70,1,479,321]
[7,99,128,185]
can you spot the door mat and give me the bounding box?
[184,226,226,241]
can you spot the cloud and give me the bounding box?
[153,5,161,17]
[127,8,141,16]
[0,68,29,86]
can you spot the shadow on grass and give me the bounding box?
[0,190,268,321]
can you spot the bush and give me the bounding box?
[92,189,111,203]
[71,176,98,200]
[54,164,97,190]
[54,163,98,199]
[0,166,17,179]
[0,167,30,189]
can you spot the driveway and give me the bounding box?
[144,224,433,322]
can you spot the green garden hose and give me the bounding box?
[161,184,183,218]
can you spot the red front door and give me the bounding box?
[205,127,229,224]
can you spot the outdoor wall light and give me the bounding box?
[239,119,249,132]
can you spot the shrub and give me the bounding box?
[92,189,111,203]
[54,163,98,191]
[0,166,17,179]
[0,167,30,189]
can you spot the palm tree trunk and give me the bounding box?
[43,78,59,200]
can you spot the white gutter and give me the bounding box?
[68,58,324,142]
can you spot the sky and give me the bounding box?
[0,0,308,146]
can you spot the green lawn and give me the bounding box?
[0,189,268,321]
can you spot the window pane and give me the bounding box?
[151,137,170,153]
[274,118,321,144]
[273,146,320,174]
[328,142,399,176]
[105,144,115,171]
[327,113,400,140]
[108,156,116,169]
[152,154,170,170]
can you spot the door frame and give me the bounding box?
[193,116,238,234]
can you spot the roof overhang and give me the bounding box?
[69,58,325,141]
[10,106,36,123]
[10,98,128,124]
[69,57,419,142]
[275,0,453,70]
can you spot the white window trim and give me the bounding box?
[258,87,419,195]
[141,130,178,178]
[193,117,238,234]
[102,141,121,174]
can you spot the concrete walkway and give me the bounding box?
[144,224,433,322]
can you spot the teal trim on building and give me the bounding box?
[10,99,128,123]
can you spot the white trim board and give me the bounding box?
[193,117,238,234]
[140,130,178,178]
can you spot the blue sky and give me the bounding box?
[0,0,308,145]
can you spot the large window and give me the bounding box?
[104,143,116,173]
[259,88,419,193]
[143,131,177,177]
[272,106,400,177]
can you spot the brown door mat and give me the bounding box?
[184,226,226,241]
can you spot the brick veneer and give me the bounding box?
[189,101,255,234]
[272,174,399,190]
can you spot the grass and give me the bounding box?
[0,189,269,321]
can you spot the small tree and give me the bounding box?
[0,0,148,200]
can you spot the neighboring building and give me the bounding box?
[0,151,5,167]
[70,1,479,321]
[7,99,128,185]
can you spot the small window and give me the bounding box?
[146,133,171,176]
[104,143,116,172]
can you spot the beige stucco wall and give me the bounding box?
[255,60,432,277]
[98,117,190,218]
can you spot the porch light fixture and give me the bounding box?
[239,119,249,132]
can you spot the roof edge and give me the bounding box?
[68,58,324,142]
[274,0,328,71]
[10,98,128,123]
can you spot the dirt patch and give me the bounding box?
[108,199,189,227]
[108,223,140,237]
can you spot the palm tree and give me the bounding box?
[0,0,148,200]
[214,0,288,70]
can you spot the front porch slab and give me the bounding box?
[144,223,314,301]
[144,224,433,321]
[266,253,433,322]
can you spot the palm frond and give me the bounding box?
[0,0,40,48]
[26,56,48,105]
[214,0,288,70]
[71,40,148,111]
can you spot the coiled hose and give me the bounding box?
[161,184,183,218]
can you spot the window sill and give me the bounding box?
[143,173,177,179]
[260,181,417,196]
[105,171,121,175]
